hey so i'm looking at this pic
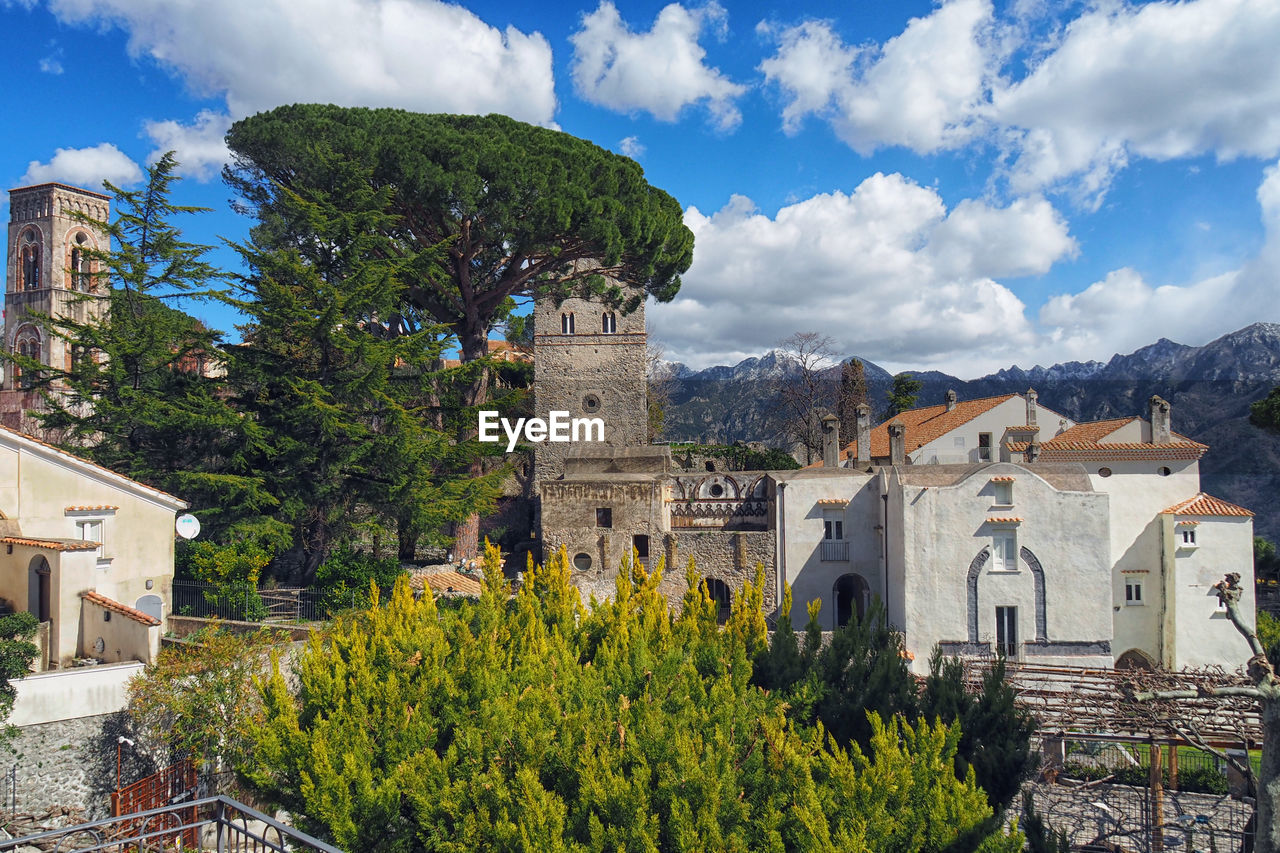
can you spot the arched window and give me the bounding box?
[69,232,92,291]
[13,326,41,388]
[702,577,732,624]
[602,312,617,333]
[561,312,575,334]
[833,573,870,627]
[19,231,41,290]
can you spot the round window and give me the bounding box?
[710,483,724,497]
[582,394,601,413]
[573,552,592,571]
[1158,466,1172,476]
[1098,467,1112,478]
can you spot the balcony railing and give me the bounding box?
[821,540,850,561]
[0,795,344,853]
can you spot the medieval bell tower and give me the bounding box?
[2,182,110,432]
[531,281,649,485]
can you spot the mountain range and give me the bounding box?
[661,323,1280,542]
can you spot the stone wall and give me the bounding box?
[7,712,153,821]
[665,529,777,613]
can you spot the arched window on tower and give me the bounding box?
[561,312,575,334]
[602,312,617,333]
[19,232,41,290]
[70,232,91,291]
[13,327,41,389]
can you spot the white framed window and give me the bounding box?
[993,482,1013,506]
[76,518,108,566]
[991,531,1018,572]
[823,518,844,541]
[1125,581,1144,606]
[1180,527,1197,546]
[995,606,1018,657]
[978,432,993,462]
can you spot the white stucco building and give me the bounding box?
[0,424,187,668]
[776,391,1255,673]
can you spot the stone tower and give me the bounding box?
[2,182,110,433]
[532,284,648,484]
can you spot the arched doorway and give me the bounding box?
[27,555,51,623]
[136,594,163,624]
[1115,648,1157,671]
[833,573,869,627]
[703,578,732,624]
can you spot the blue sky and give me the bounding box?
[3,0,1279,377]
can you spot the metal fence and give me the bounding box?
[170,580,387,624]
[0,795,343,852]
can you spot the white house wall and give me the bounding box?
[1162,515,1255,668]
[895,463,1112,672]
[911,398,1073,465]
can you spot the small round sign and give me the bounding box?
[175,514,201,540]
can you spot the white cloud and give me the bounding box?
[144,109,232,181]
[41,0,556,125]
[649,174,1076,373]
[20,143,143,189]
[759,0,994,154]
[570,1,747,130]
[38,53,63,74]
[994,0,1280,201]
[619,136,645,159]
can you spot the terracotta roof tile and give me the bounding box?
[986,517,1024,523]
[65,505,119,513]
[990,476,1016,482]
[1161,493,1254,518]
[81,591,161,626]
[1,536,99,552]
[409,570,484,597]
[837,394,1021,463]
[1037,442,1207,461]
[1050,418,1139,444]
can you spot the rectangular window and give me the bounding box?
[561,313,575,334]
[991,532,1017,571]
[978,432,993,461]
[602,312,617,333]
[1181,528,1197,546]
[823,519,844,541]
[995,606,1018,657]
[1125,581,1144,605]
[77,519,104,558]
[596,507,612,528]
[993,482,1013,506]
[633,534,649,559]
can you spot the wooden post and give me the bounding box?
[1167,742,1178,791]
[1150,736,1164,852]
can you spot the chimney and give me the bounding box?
[1026,388,1038,427]
[945,389,957,412]
[1149,395,1171,444]
[1026,438,1041,463]
[822,413,840,468]
[888,419,906,466]
[856,402,872,465]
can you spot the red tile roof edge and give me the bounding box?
[81,591,162,626]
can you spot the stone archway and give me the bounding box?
[833,573,870,627]
[27,555,51,623]
[1115,648,1157,671]
[966,545,1048,644]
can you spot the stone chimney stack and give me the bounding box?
[1026,438,1041,463]
[1026,388,1038,426]
[822,413,840,468]
[1149,395,1172,444]
[888,420,906,466]
[855,402,872,465]
[945,389,957,412]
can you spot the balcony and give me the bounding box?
[821,540,850,562]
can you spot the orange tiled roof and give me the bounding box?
[990,476,1016,482]
[410,570,484,597]
[65,505,119,512]
[987,517,1024,523]
[836,394,1021,464]
[81,591,161,626]
[1,536,99,552]
[1161,493,1254,518]
[1036,441,1207,461]
[1049,418,1138,444]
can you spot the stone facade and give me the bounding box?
[531,287,648,485]
[8,713,147,821]
[3,182,110,434]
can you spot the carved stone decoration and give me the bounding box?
[966,547,990,643]
[1020,546,1048,643]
